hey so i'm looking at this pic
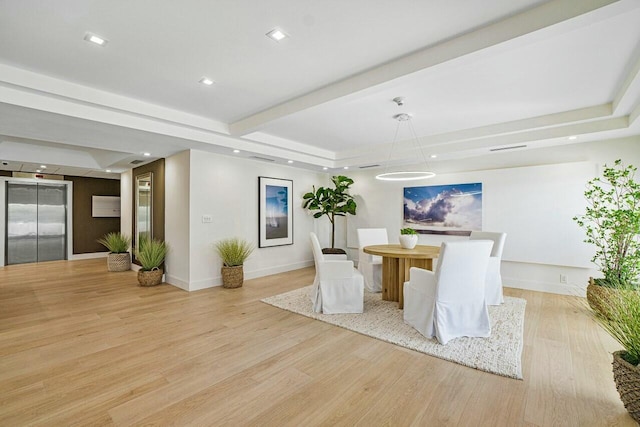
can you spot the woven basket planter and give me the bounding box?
[107,252,131,272]
[587,278,615,318]
[221,265,244,289]
[613,351,640,422]
[137,268,163,287]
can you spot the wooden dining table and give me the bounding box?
[363,244,440,309]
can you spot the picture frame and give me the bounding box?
[404,182,483,236]
[258,177,293,247]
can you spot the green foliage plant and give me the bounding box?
[134,238,168,271]
[573,160,640,289]
[302,175,357,249]
[97,232,131,253]
[400,228,418,235]
[590,287,640,366]
[215,238,254,267]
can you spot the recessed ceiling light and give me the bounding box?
[343,166,349,170]
[199,77,215,86]
[84,32,108,46]
[233,149,240,154]
[36,169,41,173]
[322,167,328,171]
[266,28,288,42]
[568,135,578,140]
[287,160,294,164]
[430,154,437,159]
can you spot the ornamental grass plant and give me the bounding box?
[97,232,131,253]
[134,238,168,271]
[591,287,640,366]
[215,238,254,267]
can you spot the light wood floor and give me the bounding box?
[0,258,634,426]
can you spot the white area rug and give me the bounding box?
[262,286,526,379]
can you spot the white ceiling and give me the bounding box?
[0,0,639,178]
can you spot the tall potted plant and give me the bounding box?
[134,238,168,286]
[573,160,640,311]
[303,175,357,253]
[97,232,131,272]
[215,238,254,288]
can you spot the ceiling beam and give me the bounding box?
[229,0,622,137]
[336,116,629,168]
[0,63,229,135]
[337,104,613,160]
[613,43,640,114]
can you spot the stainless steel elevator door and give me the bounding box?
[6,182,67,265]
[6,183,38,264]
[36,184,67,262]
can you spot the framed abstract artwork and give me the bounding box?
[403,182,482,236]
[258,177,293,247]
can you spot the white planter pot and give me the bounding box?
[399,234,418,249]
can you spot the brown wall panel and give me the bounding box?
[132,159,165,250]
[65,176,121,254]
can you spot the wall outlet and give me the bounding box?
[202,214,212,223]
[560,274,568,284]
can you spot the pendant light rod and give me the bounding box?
[376,97,436,181]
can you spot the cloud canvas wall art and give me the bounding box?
[259,177,293,247]
[265,184,288,239]
[404,183,482,236]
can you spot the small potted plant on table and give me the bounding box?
[215,238,255,288]
[97,232,131,272]
[134,238,168,286]
[399,228,418,249]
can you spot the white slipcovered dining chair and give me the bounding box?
[469,231,507,305]
[403,240,494,345]
[356,228,388,292]
[309,232,364,314]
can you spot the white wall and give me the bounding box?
[120,169,133,243]
[129,136,640,295]
[392,161,595,266]
[0,178,6,266]
[163,149,326,291]
[346,137,640,296]
[165,150,191,289]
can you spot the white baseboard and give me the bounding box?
[245,260,314,281]
[189,278,221,291]
[173,260,315,292]
[505,276,586,297]
[70,252,109,260]
[165,274,189,291]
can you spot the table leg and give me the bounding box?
[381,256,398,302]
